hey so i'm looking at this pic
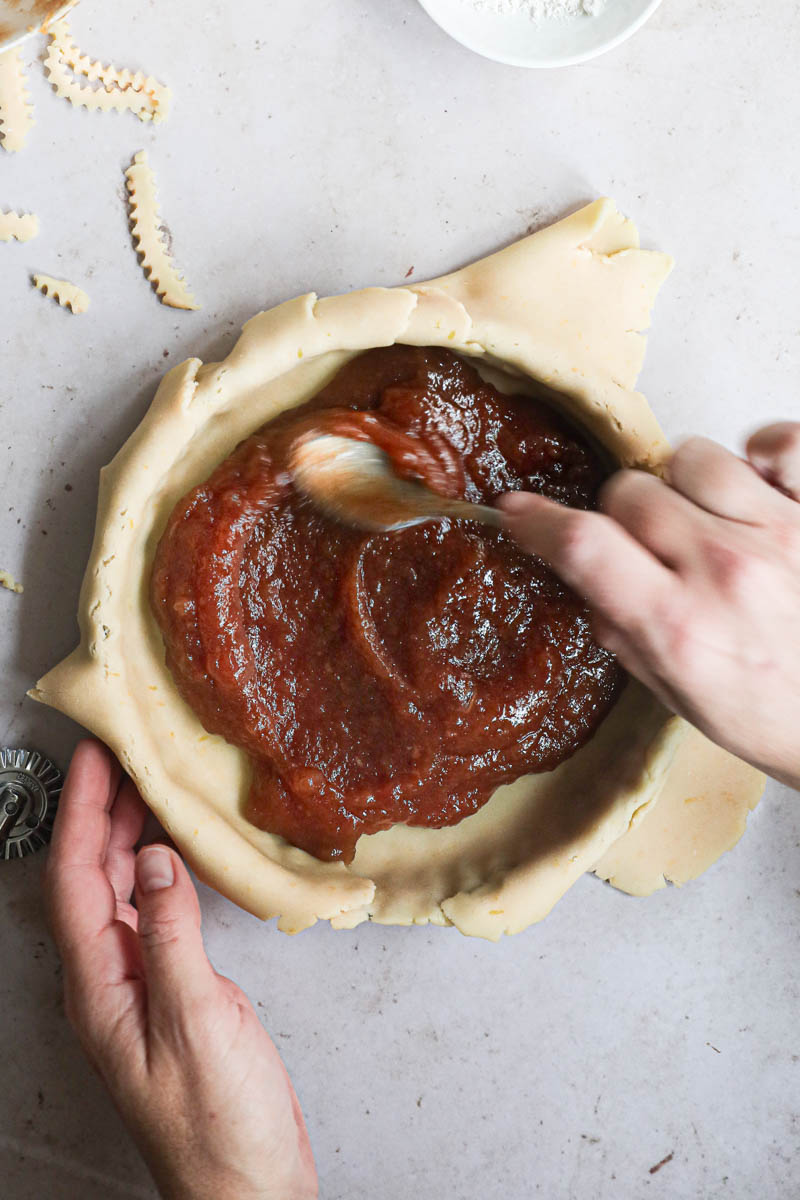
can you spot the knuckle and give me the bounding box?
[139,909,184,951]
[704,540,762,598]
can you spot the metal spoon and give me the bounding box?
[0,1,77,53]
[290,434,504,533]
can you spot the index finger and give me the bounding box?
[497,492,677,641]
[46,739,122,957]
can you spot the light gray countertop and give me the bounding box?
[1,2,799,1197]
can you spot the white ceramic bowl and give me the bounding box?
[0,0,77,52]
[417,0,663,68]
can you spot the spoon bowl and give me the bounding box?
[290,434,504,533]
[0,1,77,52]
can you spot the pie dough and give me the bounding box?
[0,568,23,594]
[593,726,764,894]
[125,151,200,310]
[0,47,33,152]
[32,200,764,938]
[0,207,37,241]
[45,20,170,123]
[52,19,169,98]
[33,272,89,313]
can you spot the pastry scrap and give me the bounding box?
[125,151,200,311]
[45,19,170,124]
[0,48,34,152]
[0,569,23,595]
[33,273,89,314]
[0,209,38,242]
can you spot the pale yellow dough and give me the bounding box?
[52,18,170,105]
[0,569,23,594]
[125,151,200,311]
[593,727,765,894]
[0,47,33,152]
[32,201,764,938]
[0,208,38,241]
[33,273,89,313]
[45,20,170,123]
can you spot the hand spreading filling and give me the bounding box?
[151,347,622,862]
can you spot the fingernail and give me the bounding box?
[136,846,175,893]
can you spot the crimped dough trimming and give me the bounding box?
[0,208,38,241]
[125,151,200,310]
[33,273,89,313]
[0,47,33,151]
[45,20,170,123]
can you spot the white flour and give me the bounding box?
[470,0,606,19]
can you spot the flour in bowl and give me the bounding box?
[470,0,606,18]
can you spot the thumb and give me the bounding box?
[134,845,217,1024]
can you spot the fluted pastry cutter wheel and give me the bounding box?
[0,748,62,859]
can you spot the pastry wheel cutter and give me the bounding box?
[0,748,62,860]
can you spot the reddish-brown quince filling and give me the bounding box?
[151,347,623,862]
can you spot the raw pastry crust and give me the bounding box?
[125,151,200,311]
[593,727,765,894]
[33,272,89,313]
[45,21,170,123]
[32,201,762,938]
[0,207,37,241]
[0,47,33,151]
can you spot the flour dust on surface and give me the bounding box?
[468,0,606,20]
